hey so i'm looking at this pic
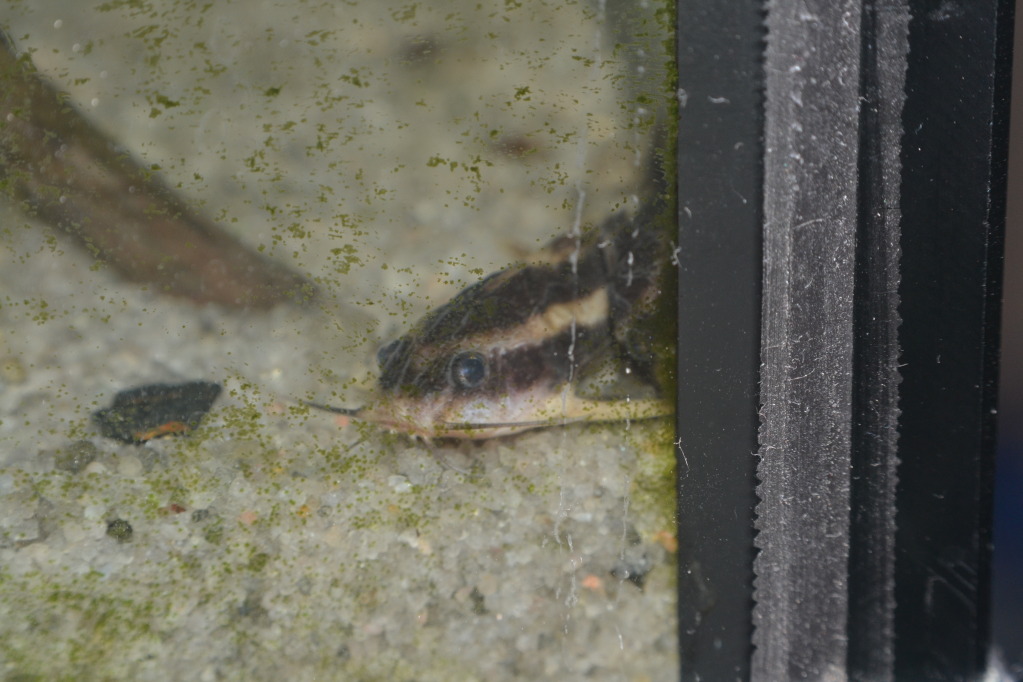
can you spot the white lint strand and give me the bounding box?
[619,477,632,564]
[561,0,606,420]
[562,187,586,418]
[553,0,608,659]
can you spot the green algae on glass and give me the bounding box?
[0,573,163,680]
[628,420,680,542]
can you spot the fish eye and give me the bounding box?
[376,339,403,368]
[448,351,488,389]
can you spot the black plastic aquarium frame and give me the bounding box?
[673,0,1012,680]
[674,1,762,680]
[894,0,1013,678]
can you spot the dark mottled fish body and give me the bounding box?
[316,142,675,439]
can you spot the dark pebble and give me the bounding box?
[610,549,654,589]
[93,381,221,444]
[469,587,487,615]
[106,518,133,543]
[54,440,99,474]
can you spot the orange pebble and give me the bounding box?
[653,530,678,553]
[238,510,259,525]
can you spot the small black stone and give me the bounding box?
[610,555,653,589]
[54,440,99,474]
[106,518,133,543]
[191,508,210,523]
[237,593,268,623]
[469,587,487,615]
